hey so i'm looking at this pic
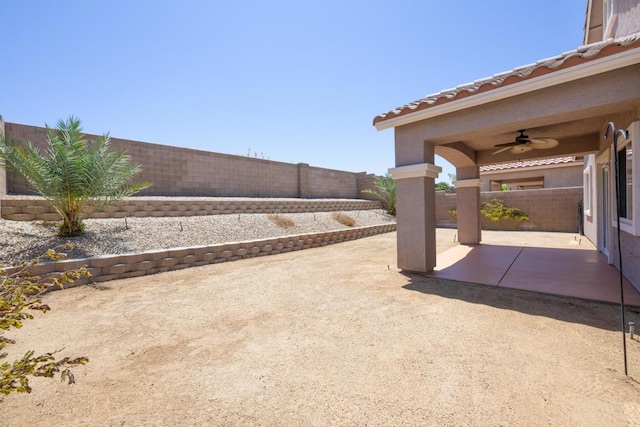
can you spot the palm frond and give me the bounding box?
[362,174,396,215]
[0,116,152,236]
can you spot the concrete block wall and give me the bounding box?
[297,163,311,197]
[1,197,382,221]
[356,173,378,200]
[4,223,396,286]
[435,191,458,229]
[306,165,359,198]
[117,140,301,198]
[3,122,378,199]
[0,118,6,206]
[435,187,583,232]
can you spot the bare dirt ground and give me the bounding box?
[3,230,640,426]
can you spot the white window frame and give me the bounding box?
[612,121,640,236]
[603,0,617,39]
[584,166,592,216]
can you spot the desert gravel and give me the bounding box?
[0,209,395,267]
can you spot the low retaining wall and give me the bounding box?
[6,224,396,287]
[1,198,382,221]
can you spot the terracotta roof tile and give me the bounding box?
[374,32,640,126]
[479,157,579,172]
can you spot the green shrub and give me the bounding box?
[449,199,529,222]
[481,198,529,222]
[435,182,453,192]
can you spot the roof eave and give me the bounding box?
[374,46,640,131]
[480,160,582,175]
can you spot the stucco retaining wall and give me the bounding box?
[435,187,583,232]
[1,198,382,221]
[5,224,396,287]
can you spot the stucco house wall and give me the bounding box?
[581,0,640,290]
[613,0,640,38]
[588,115,640,290]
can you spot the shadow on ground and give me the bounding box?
[402,272,640,333]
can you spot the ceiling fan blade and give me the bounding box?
[510,145,535,154]
[493,141,521,148]
[492,146,513,155]
[528,138,559,149]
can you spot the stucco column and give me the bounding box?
[389,144,441,272]
[454,166,482,245]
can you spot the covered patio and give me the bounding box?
[430,229,640,306]
[374,31,640,292]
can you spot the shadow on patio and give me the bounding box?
[402,271,640,333]
[399,229,640,332]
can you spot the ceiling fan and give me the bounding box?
[492,130,559,155]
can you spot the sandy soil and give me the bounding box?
[3,231,640,426]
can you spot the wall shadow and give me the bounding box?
[402,271,639,333]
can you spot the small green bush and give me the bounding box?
[481,198,529,222]
[435,182,454,192]
[449,198,529,222]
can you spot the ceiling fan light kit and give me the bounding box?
[492,130,559,155]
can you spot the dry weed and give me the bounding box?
[332,212,356,227]
[267,214,295,228]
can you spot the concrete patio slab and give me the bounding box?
[501,248,640,306]
[428,244,521,286]
[429,230,640,306]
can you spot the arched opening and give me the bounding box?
[435,143,482,244]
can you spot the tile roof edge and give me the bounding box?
[479,157,579,172]
[374,32,640,126]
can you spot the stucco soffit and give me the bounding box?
[389,163,442,180]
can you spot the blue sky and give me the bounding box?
[3,1,587,182]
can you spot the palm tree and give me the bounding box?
[362,173,396,215]
[0,117,151,236]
